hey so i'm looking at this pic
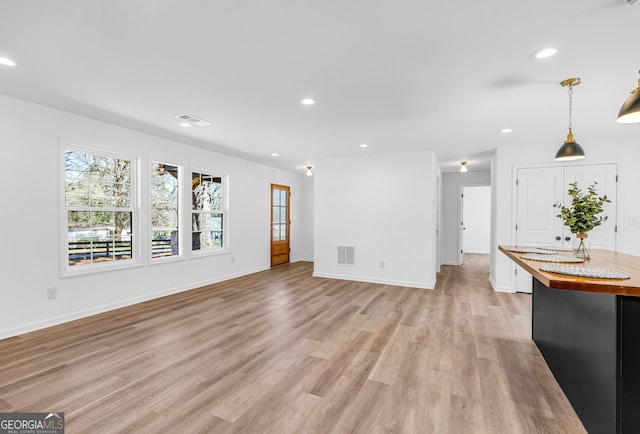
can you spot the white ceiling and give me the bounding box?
[1,0,639,173]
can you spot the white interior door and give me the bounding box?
[515,167,564,293]
[514,163,617,293]
[516,167,565,248]
[462,185,491,254]
[564,164,617,250]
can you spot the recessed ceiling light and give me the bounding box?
[300,98,315,105]
[500,128,513,133]
[360,143,368,148]
[271,153,279,157]
[0,57,17,67]
[180,122,192,127]
[531,47,558,60]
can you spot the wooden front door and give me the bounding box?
[271,184,290,266]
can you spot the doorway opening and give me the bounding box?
[460,185,491,264]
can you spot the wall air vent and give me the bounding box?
[176,114,212,127]
[337,246,355,265]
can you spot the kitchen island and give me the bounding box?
[499,246,640,434]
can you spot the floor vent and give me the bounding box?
[337,246,355,265]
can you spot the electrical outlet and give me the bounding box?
[380,261,385,268]
[47,288,57,300]
[629,216,638,226]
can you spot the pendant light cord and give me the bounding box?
[568,84,573,134]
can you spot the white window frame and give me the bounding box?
[149,160,184,264]
[190,168,229,258]
[60,143,141,277]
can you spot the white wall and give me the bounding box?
[490,138,640,292]
[441,171,491,264]
[294,175,315,262]
[0,94,313,339]
[313,151,438,289]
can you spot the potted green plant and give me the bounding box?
[553,181,610,259]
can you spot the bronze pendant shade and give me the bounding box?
[617,70,640,123]
[555,78,586,161]
[555,132,585,161]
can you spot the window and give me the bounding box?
[191,171,224,252]
[65,148,135,269]
[151,162,180,259]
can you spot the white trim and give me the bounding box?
[489,275,514,293]
[149,255,187,266]
[190,248,231,258]
[292,257,314,263]
[442,260,462,266]
[312,272,435,289]
[0,265,270,340]
[61,259,146,278]
[510,164,519,293]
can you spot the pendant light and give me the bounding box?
[459,161,468,172]
[617,70,640,123]
[555,78,586,161]
[306,166,313,176]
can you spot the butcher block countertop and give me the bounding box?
[499,246,640,297]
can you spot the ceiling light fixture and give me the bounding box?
[176,114,211,127]
[531,47,558,60]
[300,98,315,105]
[617,69,640,123]
[306,166,313,176]
[179,122,192,127]
[360,143,368,148]
[460,162,468,173]
[271,153,279,157]
[499,128,512,133]
[555,78,586,161]
[0,57,17,67]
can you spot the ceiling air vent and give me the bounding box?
[176,114,212,127]
[337,246,355,265]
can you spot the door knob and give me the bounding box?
[556,236,561,241]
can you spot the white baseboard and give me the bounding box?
[441,260,462,266]
[312,272,435,290]
[489,275,515,293]
[0,265,269,340]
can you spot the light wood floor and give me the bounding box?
[0,255,585,433]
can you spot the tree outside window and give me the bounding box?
[151,162,179,259]
[191,172,224,251]
[65,149,134,267]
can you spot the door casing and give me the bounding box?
[271,184,290,267]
